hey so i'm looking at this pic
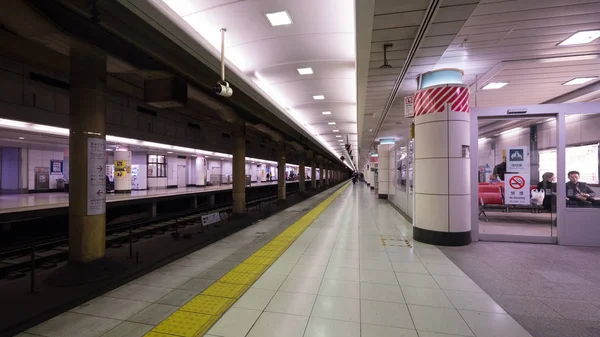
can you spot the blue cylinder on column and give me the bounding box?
[413,69,471,246]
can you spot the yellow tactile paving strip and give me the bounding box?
[144,183,349,337]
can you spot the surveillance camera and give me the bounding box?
[214,81,233,97]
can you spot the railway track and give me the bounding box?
[0,191,294,280]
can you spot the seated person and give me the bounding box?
[536,172,556,210]
[489,174,502,183]
[566,170,600,207]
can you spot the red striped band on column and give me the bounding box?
[414,85,470,116]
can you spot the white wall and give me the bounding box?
[28,149,64,190]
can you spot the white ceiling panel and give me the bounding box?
[161,0,358,167]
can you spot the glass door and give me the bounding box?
[476,115,557,243]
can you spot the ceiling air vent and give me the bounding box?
[144,77,187,108]
[137,106,158,117]
[30,72,69,90]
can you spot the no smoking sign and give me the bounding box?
[505,174,529,205]
[509,175,525,190]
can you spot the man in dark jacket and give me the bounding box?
[493,161,507,181]
[566,170,599,207]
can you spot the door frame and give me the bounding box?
[470,102,598,244]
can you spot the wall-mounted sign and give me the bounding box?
[506,146,530,174]
[87,138,106,215]
[404,96,414,118]
[505,173,529,205]
[50,160,63,175]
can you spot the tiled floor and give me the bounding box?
[440,241,600,337]
[21,184,534,337]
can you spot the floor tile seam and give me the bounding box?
[143,184,349,337]
[63,309,128,322]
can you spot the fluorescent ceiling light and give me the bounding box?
[265,10,292,26]
[478,138,487,142]
[18,137,25,140]
[482,82,508,90]
[313,95,325,100]
[322,111,331,115]
[338,140,343,142]
[333,129,339,132]
[336,135,341,138]
[328,122,336,125]
[500,127,522,135]
[558,30,600,46]
[297,67,313,75]
[562,77,598,85]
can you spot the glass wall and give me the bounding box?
[561,113,600,246]
[388,140,414,219]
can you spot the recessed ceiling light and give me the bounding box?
[369,129,373,132]
[338,140,343,142]
[265,10,292,26]
[482,82,508,90]
[313,95,325,100]
[328,122,336,125]
[558,30,600,46]
[562,77,598,85]
[333,129,339,132]
[322,111,331,115]
[167,151,173,154]
[297,67,313,75]
[336,135,341,138]
[18,137,25,140]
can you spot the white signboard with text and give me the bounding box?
[505,173,530,205]
[404,96,414,118]
[87,138,106,215]
[506,146,530,174]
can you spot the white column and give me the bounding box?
[378,143,392,198]
[114,150,132,192]
[187,157,196,186]
[195,156,206,186]
[413,71,471,246]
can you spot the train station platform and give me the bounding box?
[0,182,291,215]
[17,183,533,337]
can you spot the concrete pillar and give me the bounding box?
[299,151,306,193]
[68,46,107,263]
[113,150,132,193]
[308,151,316,190]
[413,69,471,246]
[195,156,206,186]
[319,157,324,188]
[277,142,286,200]
[232,121,246,214]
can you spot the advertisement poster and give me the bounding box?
[87,138,106,215]
[114,160,128,178]
[505,173,530,205]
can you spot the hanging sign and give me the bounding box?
[505,174,529,205]
[87,138,106,215]
[506,146,530,174]
[404,96,414,118]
